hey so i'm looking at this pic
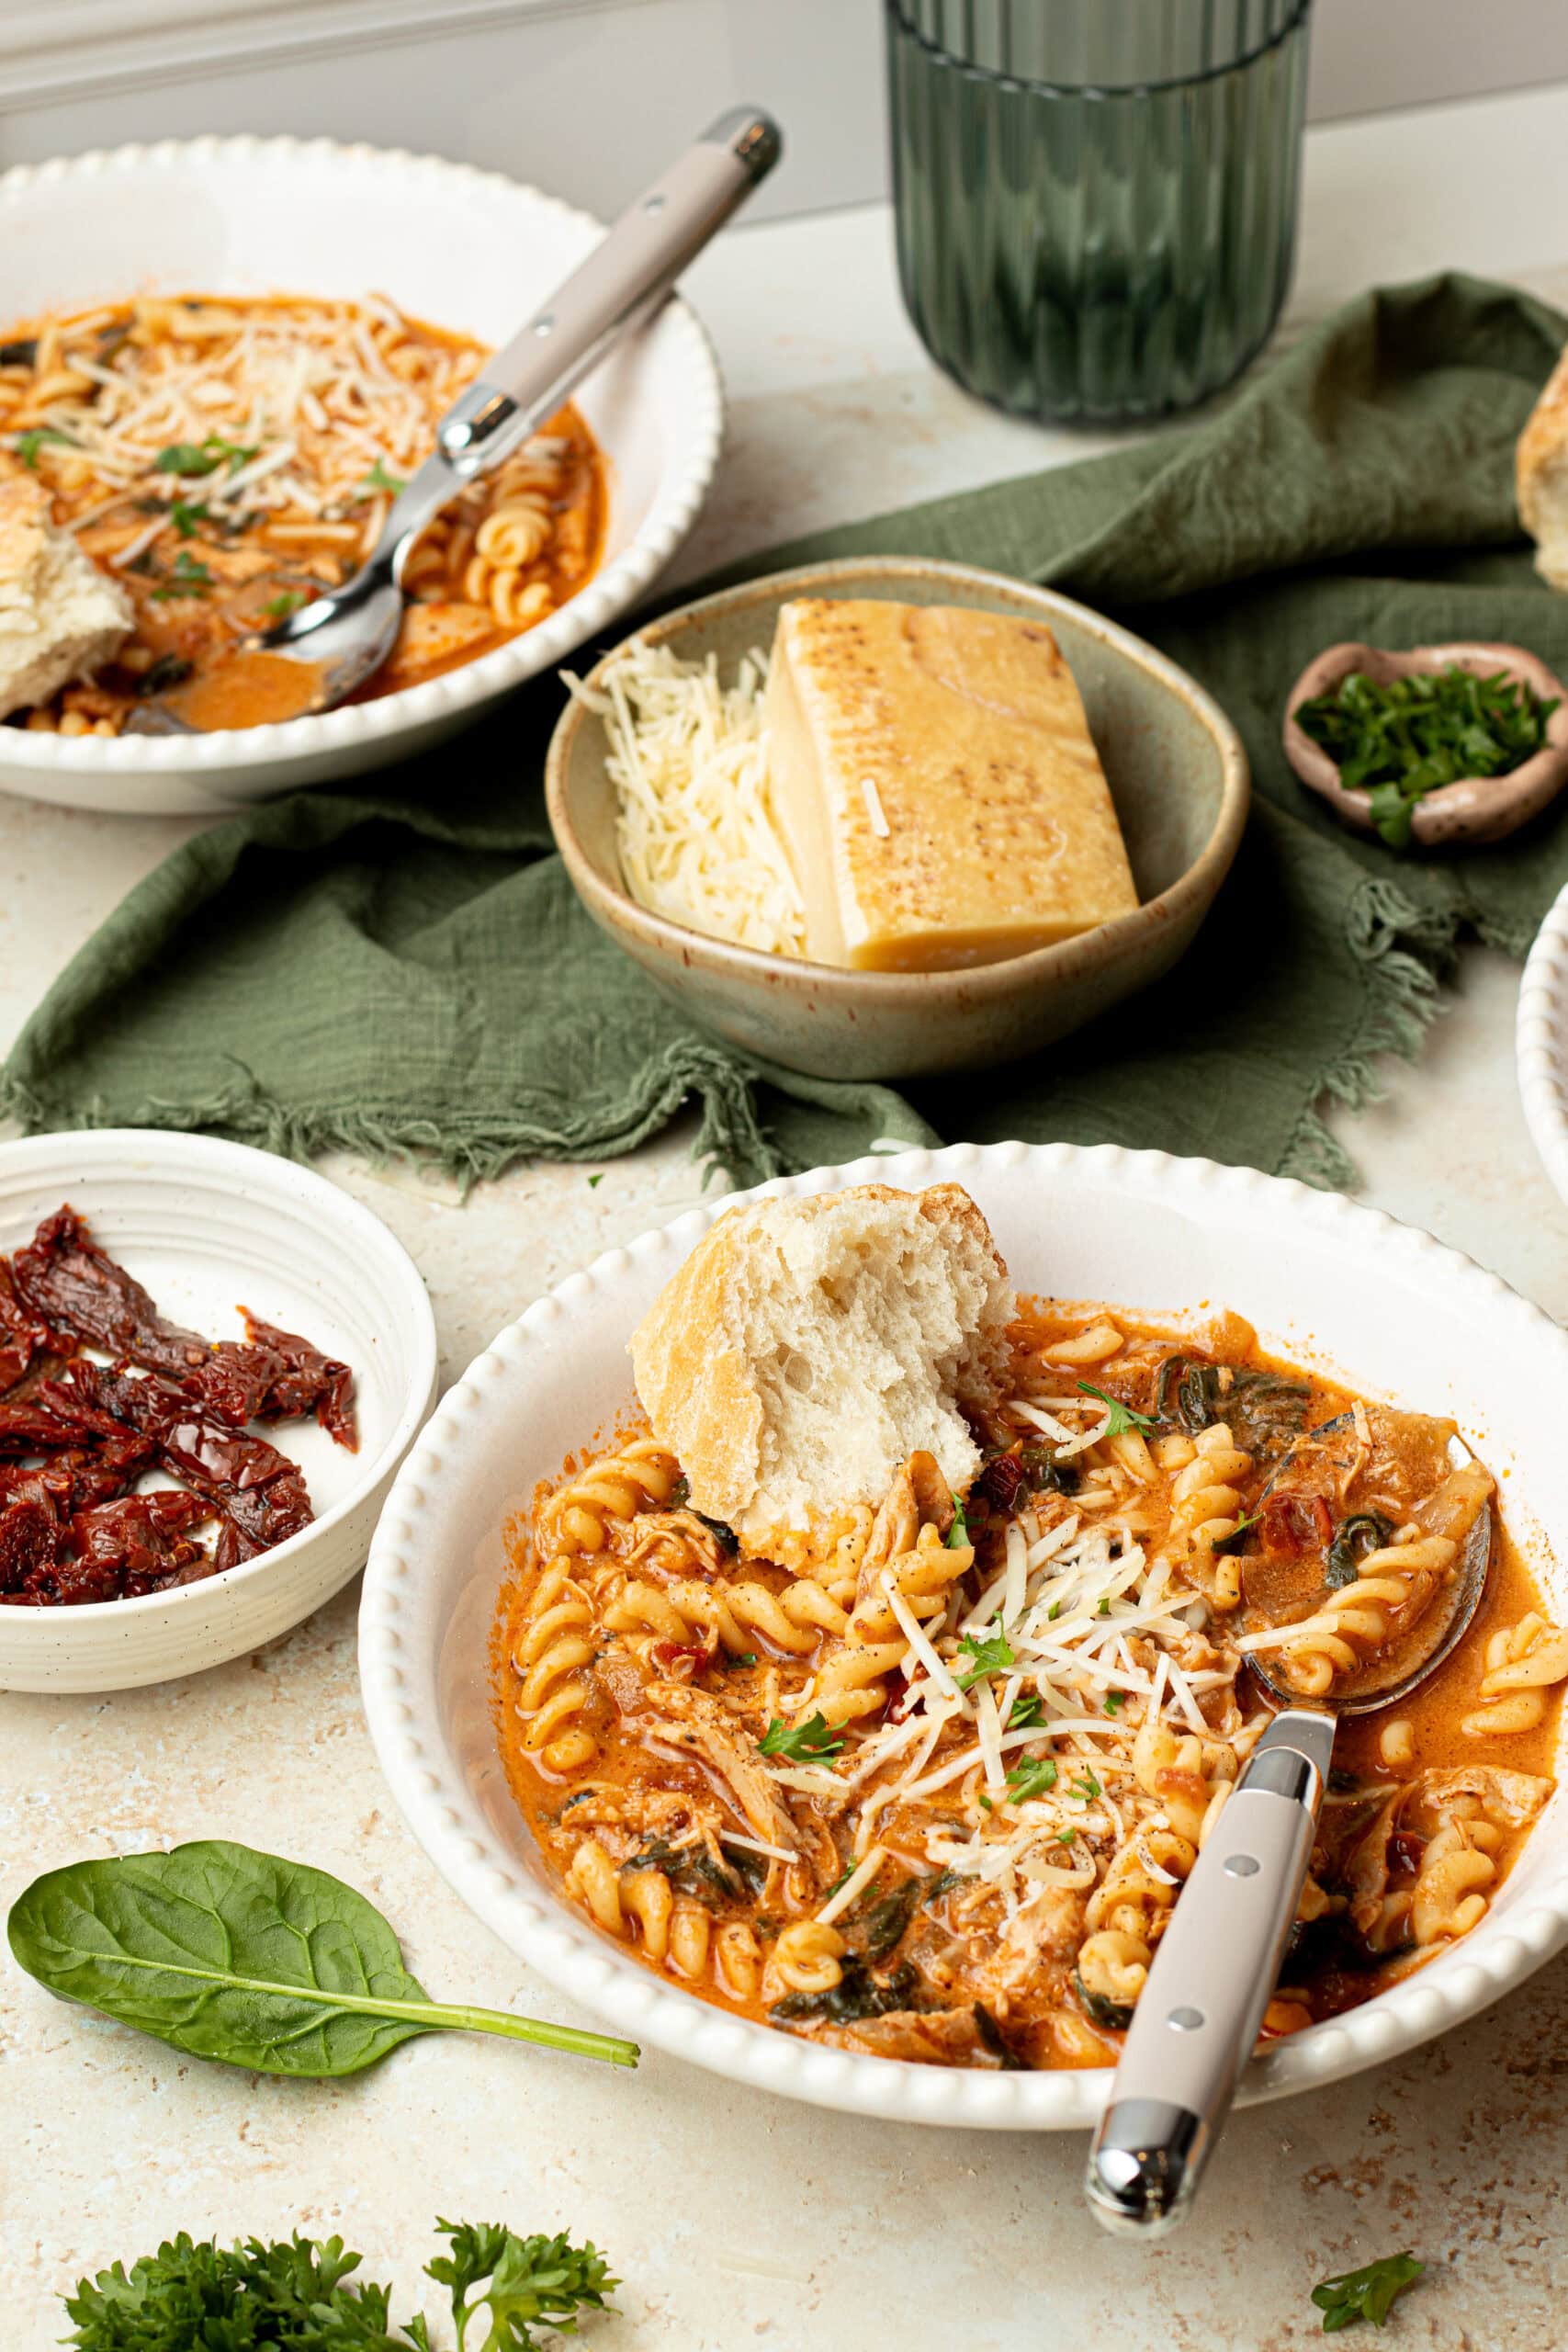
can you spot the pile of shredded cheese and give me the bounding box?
[573,637,807,957]
[0,297,483,532]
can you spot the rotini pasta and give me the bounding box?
[0,292,605,734]
[497,1302,1561,2074]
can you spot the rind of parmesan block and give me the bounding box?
[0,476,132,720]
[761,597,1139,972]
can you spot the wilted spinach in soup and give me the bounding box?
[496,1304,1565,2070]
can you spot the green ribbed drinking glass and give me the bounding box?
[886,0,1312,422]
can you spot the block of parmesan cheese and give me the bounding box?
[761,598,1138,971]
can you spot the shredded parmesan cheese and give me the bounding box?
[573,639,807,957]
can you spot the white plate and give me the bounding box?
[359,1141,1568,2129]
[0,136,723,817]
[0,1130,436,1691]
[1518,879,1568,1207]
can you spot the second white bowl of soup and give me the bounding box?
[0,136,722,815]
[359,1141,1568,2128]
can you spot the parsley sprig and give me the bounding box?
[150,548,213,601]
[1310,2252,1425,2333]
[1077,1381,1154,1436]
[60,2217,617,2351]
[14,424,76,466]
[945,1494,970,1550]
[760,1711,843,1763]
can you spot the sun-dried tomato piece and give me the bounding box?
[69,1490,215,1600]
[12,1206,209,1379]
[0,1478,65,1600]
[239,1309,357,1451]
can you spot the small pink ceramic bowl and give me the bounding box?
[1283,640,1568,847]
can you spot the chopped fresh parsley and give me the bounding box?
[14,425,75,467]
[1295,659,1558,850]
[150,548,213,601]
[1008,1690,1044,1732]
[1311,2252,1425,2333]
[1046,1599,1063,1622]
[1069,1771,1102,1804]
[152,433,259,479]
[1005,1755,1058,1804]
[1213,1508,1260,1555]
[945,1495,970,1550]
[358,456,405,496]
[823,1861,859,1902]
[169,497,208,538]
[586,1171,604,1187]
[1103,1690,1125,1715]
[955,1621,1014,1690]
[261,587,308,622]
[1097,1597,1111,1617]
[1055,1827,1077,1847]
[723,1651,757,1670]
[1077,1381,1155,1436]
[760,1712,843,1763]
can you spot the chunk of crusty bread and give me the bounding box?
[629,1182,1013,1559]
[0,475,131,718]
[1517,348,1568,589]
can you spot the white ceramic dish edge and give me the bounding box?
[359,1140,1568,2131]
[1517,879,1568,1208]
[0,135,723,812]
[0,1129,438,1692]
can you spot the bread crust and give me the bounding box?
[629,1182,1010,1551]
[1517,348,1568,588]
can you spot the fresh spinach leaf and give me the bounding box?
[7,1839,637,2076]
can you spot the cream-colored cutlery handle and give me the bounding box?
[1084,1707,1335,2236]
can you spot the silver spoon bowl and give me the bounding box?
[129,107,780,736]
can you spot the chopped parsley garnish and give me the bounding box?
[945,1495,970,1549]
[150,548,213,601]
[1005,1755,1057,1803]
[170,497,208,537]
[1068,1771,1101,1804]
[760,1712,843,1763]
[955,1622,1014,1690]
[261,588,308,621]
[1046,1599,1063,1622]
[586,1171,604,1187]
[1295,660,1558,850]
[1055,1827,1077,1846]
[1213,1508,1259,1555]
[152,433,259,479]
[1311,2252,1425,2333]
[1103,1690,1125,1714]
[723,1651,757,1670]
[1008,1690,1044,1732]
[14,425,75,466]
[358,456,405,496]
[1097,1597,1111,1617]
[1077,1381,1154,1436]
[823,1861,859,1902]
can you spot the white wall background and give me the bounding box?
[0,0,1562,222]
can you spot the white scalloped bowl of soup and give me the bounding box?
[0,136,722,816]
[358,1142,1568,2128]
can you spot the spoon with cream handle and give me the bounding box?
[130,107,780,733]
[1085,1427,1494,2236]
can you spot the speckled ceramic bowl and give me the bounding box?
[546,558,1249,1080]
[1283,641,1568,848]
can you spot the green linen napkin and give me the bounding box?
[6,272,1567,1191]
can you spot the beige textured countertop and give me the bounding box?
[7,80,1568,2352]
